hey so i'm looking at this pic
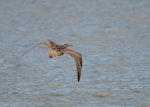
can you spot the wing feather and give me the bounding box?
[64,49,82,82]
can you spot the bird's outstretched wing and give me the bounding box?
[64,49,82,82]
[40,39,59,49]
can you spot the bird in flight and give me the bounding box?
[22,39,82,82]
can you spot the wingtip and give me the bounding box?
[78,79,80,82]
[77,72,81,82]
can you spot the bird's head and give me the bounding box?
[40,40,51,46]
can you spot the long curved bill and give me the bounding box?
[21,42,41,57]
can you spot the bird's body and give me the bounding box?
[23,39,82,82]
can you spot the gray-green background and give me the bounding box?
[0,0,150,107]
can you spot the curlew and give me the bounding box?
[22,39,82,82]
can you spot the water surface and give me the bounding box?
[0,0,150,107]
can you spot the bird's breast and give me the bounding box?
[48,50,61,57]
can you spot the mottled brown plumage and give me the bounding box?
[23,39,82,82]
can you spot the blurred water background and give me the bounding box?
[0,0,150,107]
